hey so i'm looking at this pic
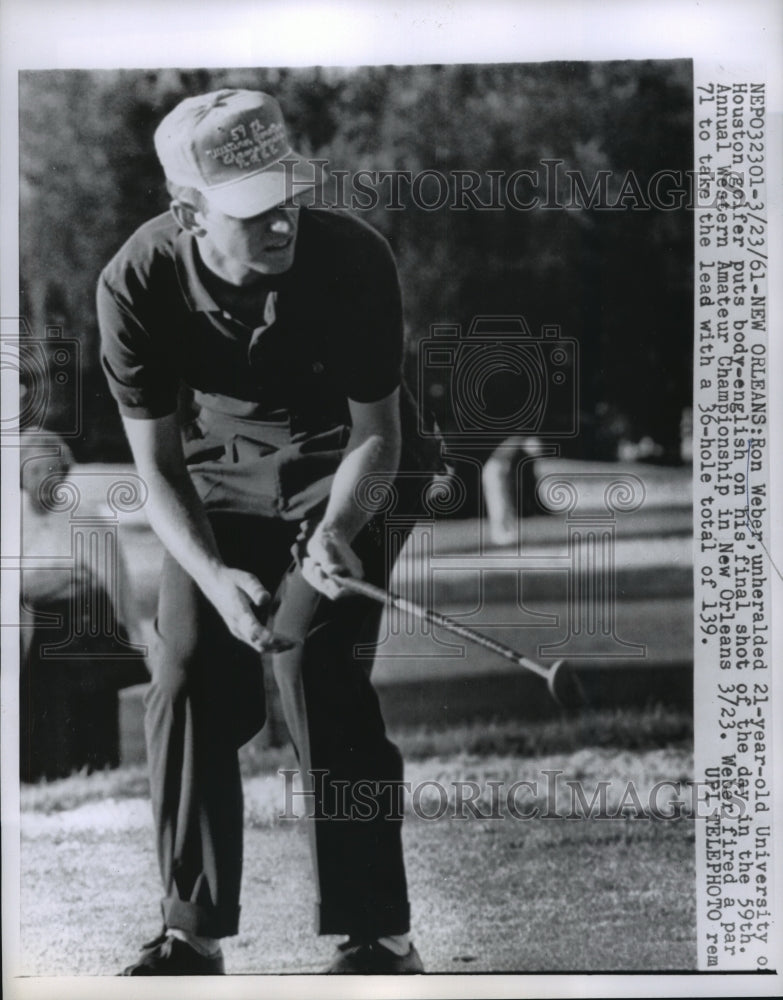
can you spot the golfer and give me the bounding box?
[97,89,432,975]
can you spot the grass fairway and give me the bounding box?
[406,808,695,972]
[19,814,695,975]
[18,733,696,976]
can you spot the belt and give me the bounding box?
[193,391,294,447]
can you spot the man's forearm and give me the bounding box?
[319,426,401,542]
[302,388,403,596]
[140,466,224,592]
[121,414,275,651]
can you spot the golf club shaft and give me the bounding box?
[335,575,551,681]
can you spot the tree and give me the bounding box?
[19,61,692,462]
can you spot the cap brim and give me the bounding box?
[201,155,323,219]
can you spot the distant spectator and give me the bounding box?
[20,433,147,781]
[482,435,548,545]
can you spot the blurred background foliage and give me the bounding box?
[19,61,692,463]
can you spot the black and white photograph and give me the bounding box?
[1,2,780,997]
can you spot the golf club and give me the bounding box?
[332,574,586,709]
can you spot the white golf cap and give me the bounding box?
[154,89,318,218]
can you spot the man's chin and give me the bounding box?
[251,247,296,275]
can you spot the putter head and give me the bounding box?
[547,659,588,710]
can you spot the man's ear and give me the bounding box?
[169,198,206,236]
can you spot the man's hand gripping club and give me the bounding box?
[301,524,364,600]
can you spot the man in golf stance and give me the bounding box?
[97,89,426,974]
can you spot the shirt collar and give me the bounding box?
[173,218,302,312]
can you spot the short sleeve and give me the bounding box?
[96,273,179,419]
[337,232,404,404]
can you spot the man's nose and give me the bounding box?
[267,207,296,235]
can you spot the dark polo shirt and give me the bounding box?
[98,207,404,425]
[97,209,412,518]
